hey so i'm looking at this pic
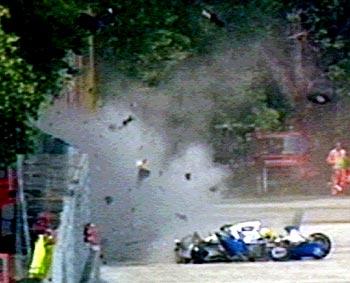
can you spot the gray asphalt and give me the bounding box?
[101,196,350,283]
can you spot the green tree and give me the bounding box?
[0,6,46,167]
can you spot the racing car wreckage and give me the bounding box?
[174,221,331,263]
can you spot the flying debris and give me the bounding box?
[306,80,334,105]
[202,9,225,27]
[123,115,134,126]
[104,196,113,205]
[209,186,218,193]
[136,159,151,181]
[108,124,117,131]
[307,92,332,105]
[118,115,135,129]
[175,213,188,221]
[185,173,191,180]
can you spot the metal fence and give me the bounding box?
[20,147,100,282]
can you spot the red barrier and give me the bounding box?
[0,170,17,208]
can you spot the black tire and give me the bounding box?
[306,92,332,104]
[309,233,331,258]
[269,246,290,261]
[191,246,208,264]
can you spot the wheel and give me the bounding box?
[307,92,331,104]
[269,246,290,261]
[309,233,331,258]
[191,246,208,264]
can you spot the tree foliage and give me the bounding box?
[0,6,45,167]
[211,69,292,159]
[2,0,350,165]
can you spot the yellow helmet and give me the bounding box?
[260,227,277,239]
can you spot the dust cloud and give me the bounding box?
[39,97,230,263]
[39,35,324,263]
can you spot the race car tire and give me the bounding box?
[309,233,331,259]
[269,246,290,261]
[191,246,208,264]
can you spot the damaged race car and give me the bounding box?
[174,221,331,264]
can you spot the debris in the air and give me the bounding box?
[118,115,135,129]
[175,213,188,221]
[136,159,151,181]
[99,134,104,138]
[104,196,113,205]
[159,170,163,177]
[202,9,225,27]
[139,145,144,150]
[209,186,218,193]
[94,153,98,158]
[185,173,191,180]
[108,124,117,131]
[122,115,134,126]
[131,207,136,213]
[83,120,88,124]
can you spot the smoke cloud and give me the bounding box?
[39,35,321,263]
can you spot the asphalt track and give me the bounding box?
[101,196,350,283]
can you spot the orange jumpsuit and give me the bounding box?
[326,148,346,194]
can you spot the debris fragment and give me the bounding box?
[202,9,225,27]
[122,115,134,126]
[117,115,135,129]
[185,173,191,180]
[136,159,151,181]
[104,196,113,205]
[209,186,218,193]
[131,207,136,213]
[159,170,163,177]
[108,124,117,131]
[175,213,188,221]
